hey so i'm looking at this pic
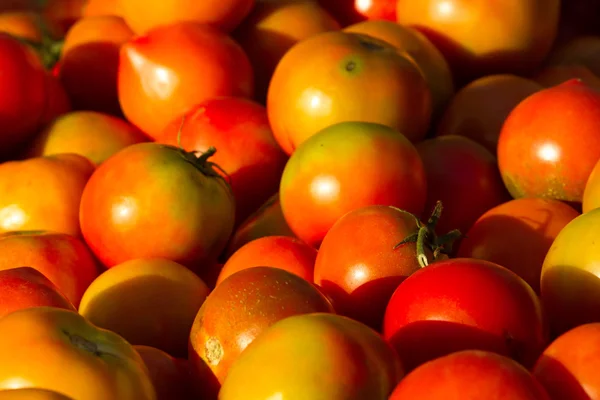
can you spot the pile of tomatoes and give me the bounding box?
[0,0,600,399]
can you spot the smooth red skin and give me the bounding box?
[157,97,287,226]
[38,72,72,128]
[279,121,427,249]
[314,205,428,331]
[317,0,365,26]
[218,236,317,285]
[498,79,600,203]
[355,0,396,21]
[533,323,600,400]
[0,33,46,157]
[390,350,550,400]
[383,258,547,372]
[118,22,254,139]
[0,231,99,308]
[0,267,76,319]
[416,135,510,237]
[79,143,235,282]
[458,198,580,294]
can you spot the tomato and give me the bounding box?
[26,111,148,165]
[540,208,600,336]
[0,267,75,319]
[0,11,57,42]
[0,154,95,237]
[279,121,426,248]
[234,0,340,103]
[389,350,549,400]
[79,258,209,358]
[0,307,155,400]
[383,258,547,372]
[0,32,47,158]
[0,388,74,399]
[118,22,253,139]
[41,0,86,36]
[0,231,99,308]
[416,135,509,238]
[59,15,134,116]
[37,71,72,129]
[534,65,600,91]
[134,345,196,400]
[156,97,287,226]
[534,323,600,400]
[219,313,403,399]
[317,0,364,26]
[83,0,122,18]
[189,267,334,384]
[223,193,296,257]
[497,79,600,204]
[436,74,542,154]
[267,31,432,154]
[119,0,255,34]
[458,198,580,294]
[547,36,600,78]
[583,158,600,212]
[79,143,235,283]
[218,236,317,285]
[344,20,454,122]
[396,0,560,82]
[354,0,396,21]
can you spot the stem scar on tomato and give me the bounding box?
[393,201,464,268]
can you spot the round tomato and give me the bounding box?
[0,11,58,42]
[268,30,432,154]
[396,0,560,82]
[458,198,580,294]
[383,258,547,372]
[497,79,600,203]
[219,313,402,399]
[540,207,600,336]
[354,0,396,21]
[0,388,74,399]
[189,267,334,384]
[279,121,426,248]
[79,143,235,283]
[317,0,364,26]
[156,97,287,226]
[583,158,600,212]
[389,350,549,400]
[37,71,72,128]
[0,307,155,399]
[118,22,253,139]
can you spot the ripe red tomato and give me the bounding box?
[0,32,47,158]
[383,258,547,372]
[118,22,253,139]
[79,143,235,283]
[390,350,550,400]
[416,135,510,238]
[156,97,287,226]
[354,0,396,21]
[279,121,426,248]
[498,79,600,204]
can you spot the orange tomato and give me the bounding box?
[118,22,254,139]
[27,111,148,165]
[119,0,255,34]
[436,74,542,154]
[79,258,209,357]
[0,11,57,42]
[0,154,94,237]
[234,0,340,103]
[344,19,454,122]
[268,30,432,154]
[396,0,561,82]
[59,15,134,116]
[82,0,122,17]
[583,158,600,213]
[0,388,74,399]
[0,307,156,400]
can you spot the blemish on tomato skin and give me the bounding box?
[205,337,224,366]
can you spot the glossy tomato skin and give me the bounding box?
[540,208,600,336]
[314,205,429,331]
[389,350,550,400]
[416,135,510,237]
[396,0,560,82]
[0,32,47,157]
[355,0,396,21]
[79,143,235,281]
[279,121,426,248]
[0,307,156,400]
[498,79,600,203]
[533,323,600,400]
[268,31,432,154]
[383,258,547,372]
[583,158,600,213]
[458,198,580,294]
[219,313,403,400]
[157,97,287,226]
[118,22,253,139]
